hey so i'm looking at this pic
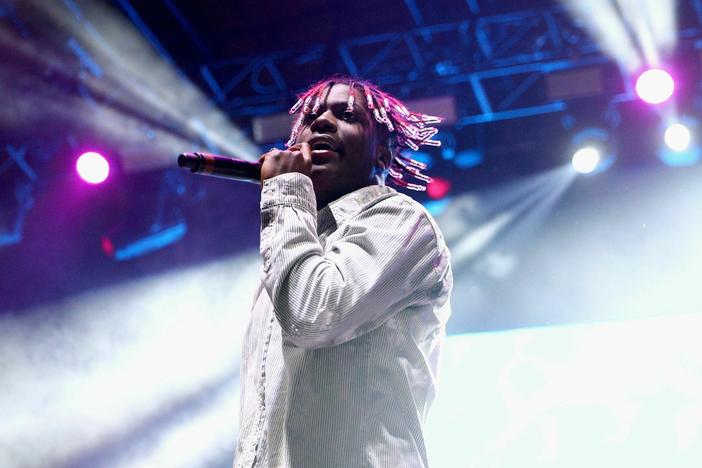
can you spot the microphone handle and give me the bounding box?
[178,152,261,183]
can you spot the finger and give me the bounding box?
[259,147,278,162]
[299,142,312,165]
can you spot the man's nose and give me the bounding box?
[310,111,337,133]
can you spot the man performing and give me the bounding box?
[235,77,453,468]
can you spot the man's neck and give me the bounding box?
[316,181,379,211]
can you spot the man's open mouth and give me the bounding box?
[308,135,341,153]
[308,137,341,164]
[311,141,338,152]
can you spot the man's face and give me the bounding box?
[297,83,387,209]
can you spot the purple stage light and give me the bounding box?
[635,69,675,104]
[76,151,110,184]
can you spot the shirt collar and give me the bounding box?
[319,184,396,226]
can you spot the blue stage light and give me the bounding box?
[571,147,600,174]
[110,222,187,261]
[660,118,700,167]
[454,149,483,169]
[660,145,701,167]
[409,151,434,169]
[569,127,615,175]
[664,123,691,152]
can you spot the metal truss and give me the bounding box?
[104,0,702,125]
[187,6,576,120]
[199,5,592,118]
[0,144,35,247]
[187,0,702,124]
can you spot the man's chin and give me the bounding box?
[309,164,330,177]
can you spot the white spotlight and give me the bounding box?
[664,123,691,152]
[571,147,601,174]
[636,69,675,105]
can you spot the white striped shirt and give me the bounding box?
[235,173,452,468]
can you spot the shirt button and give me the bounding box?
[429,280,444,298]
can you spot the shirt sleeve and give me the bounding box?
[259,172,447,349]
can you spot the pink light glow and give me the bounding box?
[427,177,452,200]
[635,69,675,104]
[76,152,110,184]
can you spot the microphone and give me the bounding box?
[177,152,261,183]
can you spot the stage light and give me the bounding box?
[635,69,674,104]
[410,151,434,169]
[100,236,115,257]
[664,123,691,152]
[76,151,109,184]
[427,177,452,200]
[108,222,187,261]
[659,118,701,167]
[454,149,484,169]
[568,127,614,175]
[571,147,601,174]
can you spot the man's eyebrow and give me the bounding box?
[328,101,352,109]
[330,100,367,116]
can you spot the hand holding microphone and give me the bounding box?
[177,152,261,183]
[259,143,312,181]
[178,143,312,183]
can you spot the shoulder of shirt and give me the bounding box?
[385,190,447,249]
[332,185,447,249]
